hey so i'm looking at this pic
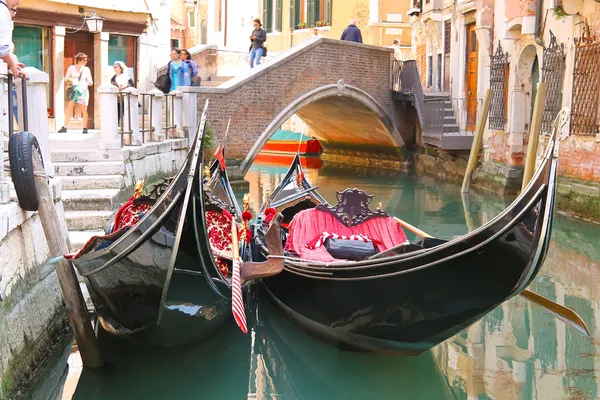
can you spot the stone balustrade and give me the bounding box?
[99,86,198,150]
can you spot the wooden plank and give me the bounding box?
[32,146,103,368]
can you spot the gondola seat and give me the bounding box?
[285,208,408,263]
[205,211,233,277]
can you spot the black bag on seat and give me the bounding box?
[324,238,377,261]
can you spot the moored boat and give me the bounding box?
[261,129,322,155]
[249,119,565,355]
[67,101,249,347]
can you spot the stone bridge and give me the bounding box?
[193,38,415,173]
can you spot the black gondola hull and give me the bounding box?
[257,139,558,355]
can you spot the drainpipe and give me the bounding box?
[224,0,228,47]
[534,0,544,46]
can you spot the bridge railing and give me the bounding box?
[392,60,403,91]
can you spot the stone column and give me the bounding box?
[17,67,53,176]
[93,32,110,129]
[150,88,164,141]
[0,62,9,203]
[52,26,66,132]
[179,86,198,147]
[123,87,142,146]
[98,85,120,149]
[172,90,184,138]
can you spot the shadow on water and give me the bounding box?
[21,156,600,399]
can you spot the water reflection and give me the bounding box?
[23,156,600,399]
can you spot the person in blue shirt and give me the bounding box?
[168,48,181,91]
[180,49,199,86]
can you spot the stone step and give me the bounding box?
[65,210,113,231]
[62,189,120,211]
[58,175,124,190]
[69,229,106,250]
[54,161,125,176]
[49,131,101,151]
[201,80,224,87]
[51,149,128,163]
[208,76,235,82]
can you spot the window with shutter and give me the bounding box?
[276,0,283,31]
[263,0,273,33]
[324,0,332,25]
[307,0,315,27]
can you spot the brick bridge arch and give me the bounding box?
[194,38,408,173]
[240,83,404,172]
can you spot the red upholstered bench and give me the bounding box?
[285,197,408,263]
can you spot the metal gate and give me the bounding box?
[489,41,510,130]
[571,26,600,135]
[541,31,566,134]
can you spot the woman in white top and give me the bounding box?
[58,52,93,134]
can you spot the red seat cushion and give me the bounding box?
[285,208,407,262]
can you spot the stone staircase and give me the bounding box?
[49,133,125,249]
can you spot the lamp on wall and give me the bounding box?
[79,8,105,33]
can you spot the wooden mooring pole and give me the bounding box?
[461,89,493,193]
[521,82,547,191]
[32,151,103,368]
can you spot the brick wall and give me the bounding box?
[195,39,397,161]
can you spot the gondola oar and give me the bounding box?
[391,217,591,336]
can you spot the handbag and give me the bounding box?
[324,238,377,261]
[66,68,84,102]
[154,61,171,94]
[262,46,267,57]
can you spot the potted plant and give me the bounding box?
[298,22,307,29]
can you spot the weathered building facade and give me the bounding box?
[205,0,412,56]
[410,0,600,219]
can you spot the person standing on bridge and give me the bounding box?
[249,18,266,69]
[340,18,362,43]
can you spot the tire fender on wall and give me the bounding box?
[8,131,44,211]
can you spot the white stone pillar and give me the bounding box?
[150,88,164,141]
[98,85,120,149]
[0,62,9,203]
[17,67,53,176]
[93,32,110,129]
[172,90,184,138]
[123,87,141,146]
[52,27,66,132]
[180,86,198,147]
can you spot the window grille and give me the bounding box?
[570,25,600,136]
[540,31,565,135]
[489,41,509,130]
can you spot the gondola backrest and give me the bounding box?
[315,188,389,228]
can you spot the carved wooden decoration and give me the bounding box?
[315,188,389,227]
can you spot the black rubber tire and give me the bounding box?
[9,131,43,211]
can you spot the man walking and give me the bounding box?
[340,18,362,44]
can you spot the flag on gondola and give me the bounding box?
[214,146,227,171]
[231,258,247,333]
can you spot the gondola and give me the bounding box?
[67,101,249,347]
[249,116,565,355]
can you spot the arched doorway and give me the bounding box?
[509,44,539,136]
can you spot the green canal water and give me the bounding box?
[22,158,600,400]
